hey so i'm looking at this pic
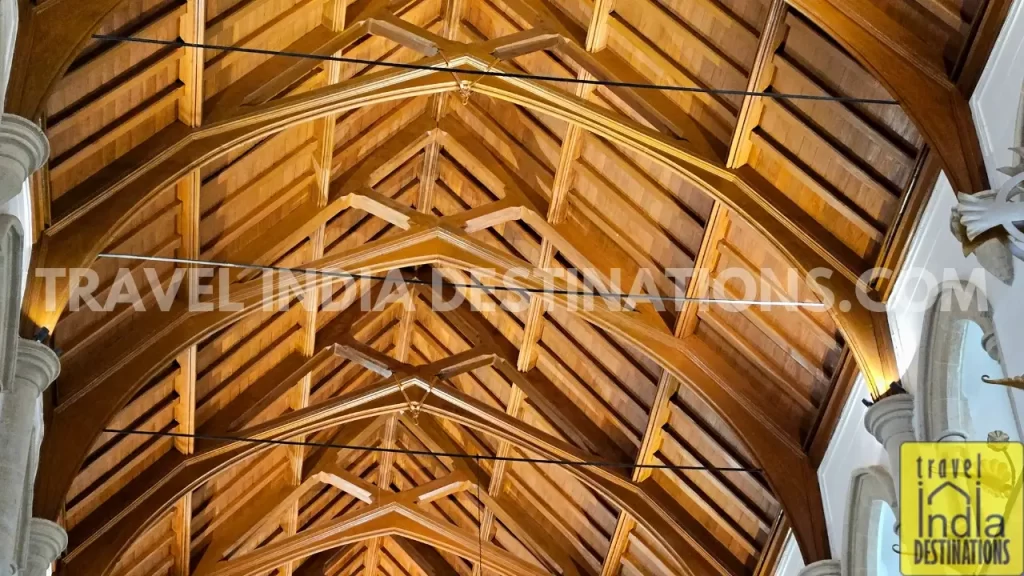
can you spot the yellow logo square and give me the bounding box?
[900,442,1023,575]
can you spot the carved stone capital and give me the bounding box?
[798,559,842,576]
[25,519,66,576]
[865,393,915,446]
[8,340,59,397]
[0,115,48,204]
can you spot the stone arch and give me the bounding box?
[0,213,23,388]
[914,280,1002,442]
[842,466,898,576]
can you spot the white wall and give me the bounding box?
[775,0,1024,572]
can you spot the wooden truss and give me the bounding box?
[9,0,1011,573]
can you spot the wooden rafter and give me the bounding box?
[516,0,615,374]
[280,3,349,573]
[785,0,987,194]
[170,3,206,573]
[363,414,399,575]
[62,300,386,566]
[404,414,588,576]
[416,0,464,214]
[728,0,788,169]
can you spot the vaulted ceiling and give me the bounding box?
[6,0,1009,574]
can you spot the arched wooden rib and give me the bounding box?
[6,0,124,120]
[62,382,410,576]
[67,366,731,576]
[208,377,733,576]
[786,0,988,194]
[423,229,830,560]
[64,290,402,558]
[465,65,899,402]
[33,228,445,524]
[21,64,458,334]
[207,504,551,576]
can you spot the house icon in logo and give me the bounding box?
[923,481,975,539]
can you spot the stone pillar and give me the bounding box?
[864,392,915,532]
[0,341,59,574]
[23,520,65,576]
[798,559,842,576]
[0,114,48,206]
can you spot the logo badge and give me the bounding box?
[901,442,1023,575]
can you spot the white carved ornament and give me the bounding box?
[955,150,1024,256]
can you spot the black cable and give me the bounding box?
[91,34,900,105]
[96,252,826,308]
[103,428,763,473]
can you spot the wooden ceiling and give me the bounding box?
[5,0,1009,574]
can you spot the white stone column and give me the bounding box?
[23,520,65,576]
[0,341,59,574]
[864,392,915,532]
[798,559,842,576]
[0,114,48,206]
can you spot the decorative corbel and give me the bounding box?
[951,148,1024,285]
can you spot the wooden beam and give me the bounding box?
[677,204,730,338]
[208,502,548,576]
[601,514,635,576]
[600,254,696,576]
[364,414,399,575]
[728,0,787,169]
[282,5,348,573]
[171,493,192,576]
[505,16,619,547]
[401,416,587,576]
[6,0,125,120]
[417,0,464,214]
[516,0,608,371]
[171,5,204,570]
[178,0,206,126]
[785,0,988,194]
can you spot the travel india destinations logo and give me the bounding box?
[900,441,1024,575]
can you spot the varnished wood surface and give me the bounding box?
[9,0,1007,574]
